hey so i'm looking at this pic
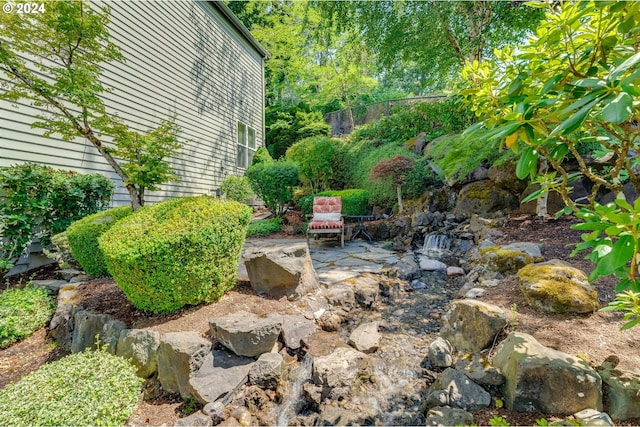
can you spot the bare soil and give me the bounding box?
[1,213,639,426]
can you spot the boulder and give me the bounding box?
[598,356,640,420]
[348,322,379,353]
[574,409,614,426]
[488,161,528,193]
[174,411,212,427]
[426,337,454,368]
[446,266,465,277]
[312,347,368,389]
[249,352,285,390]
[317,310,344,332]
[243,243,319,299]
[352,274,379,308]
[188,349,254,404]
[501,242,543,260]
[157,332,211,399]
[280,314,316,350]
[453,180,519,217]
[518,262,598,313]
[209,311,282,357]
[440,299,507,353]
[418,256,447,272]
[479,246,534,276]
[116,329,161,378]
[455,354,504,386]
[321,284,356,309]
[203,401,226,424]
[424,368,491,411]
[425,406,474,427]
[492,332,602,414]
[70,310,126,354]
[396,253,420,280]
[48,284,80,350]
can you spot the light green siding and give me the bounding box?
[0,0,265,206]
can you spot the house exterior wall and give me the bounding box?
[0,0,266,206]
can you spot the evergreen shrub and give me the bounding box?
[66,206,133,277]
[246,160,299,217]
[0,347,142,426]
[220,175,253,203]
[99,196,252,313]
[298,189,370,216]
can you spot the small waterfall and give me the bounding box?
[422,233,451,254]
[276,353,313,427]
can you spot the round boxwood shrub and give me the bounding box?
[99,196,252,313]
[66,206,133,277]
[0,348,142,426]
[0,285,55,349]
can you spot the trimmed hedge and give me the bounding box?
[99,196,252,313]
[66,206,134,277]
[0,348,142,426]
[298,189,371,217]
[0,285,55,349]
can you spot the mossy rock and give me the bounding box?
[480,247,534,276]
[518,261,598,314]
[453,180,519,217]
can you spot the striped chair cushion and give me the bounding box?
[308,219,344,230]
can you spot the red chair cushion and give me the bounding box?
[308,219,344,230]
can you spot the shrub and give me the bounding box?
[247,218,283,237]
[246,160,299,217]
[66,206,134,277]
[0,285,55,349]
[251,146,273,166]
[286,136,343,193]
[99,196,252,313]
[0,347,142,426]
[220,175,253,203]
[298,189,371,217]
[0,163,113,271]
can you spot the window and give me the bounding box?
[237,122,256,169]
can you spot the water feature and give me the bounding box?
[422,233,451,254]
[275,353,313,427]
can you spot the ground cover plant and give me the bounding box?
[0,285,55,349]
[247,218,283,237]
[99,196,252,313]
[66,206,134,277]
[0,347,142,426]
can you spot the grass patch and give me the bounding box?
[247,218,283,237]
[0,347,143,426]
[0,285,55,349]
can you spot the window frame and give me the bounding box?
[236,121,256,169]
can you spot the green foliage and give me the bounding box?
[286,136,343,193]
[246,160,299,217]
[266,109,331,159]
[350,99,474,147]
[106,117,183,194]
[251,146,274,166]
[0,285,55,349]
[458,1,640,210]
[489,415,510,427]
[221,175,254,203]
[571,199,640,329]
[0,163,114,271]
[99,196,251,313]
[0,1,183,209]
[0,347,142,426]
[66,206,134,277]
[247,218,283,237]
[298,189,370,216]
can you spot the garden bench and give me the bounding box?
[306,196,344,247]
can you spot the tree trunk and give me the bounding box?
[397,184,404,214]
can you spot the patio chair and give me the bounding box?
[307,196,344,247]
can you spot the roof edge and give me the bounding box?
[209,0,269,59]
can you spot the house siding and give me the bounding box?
[0,0,265,206]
